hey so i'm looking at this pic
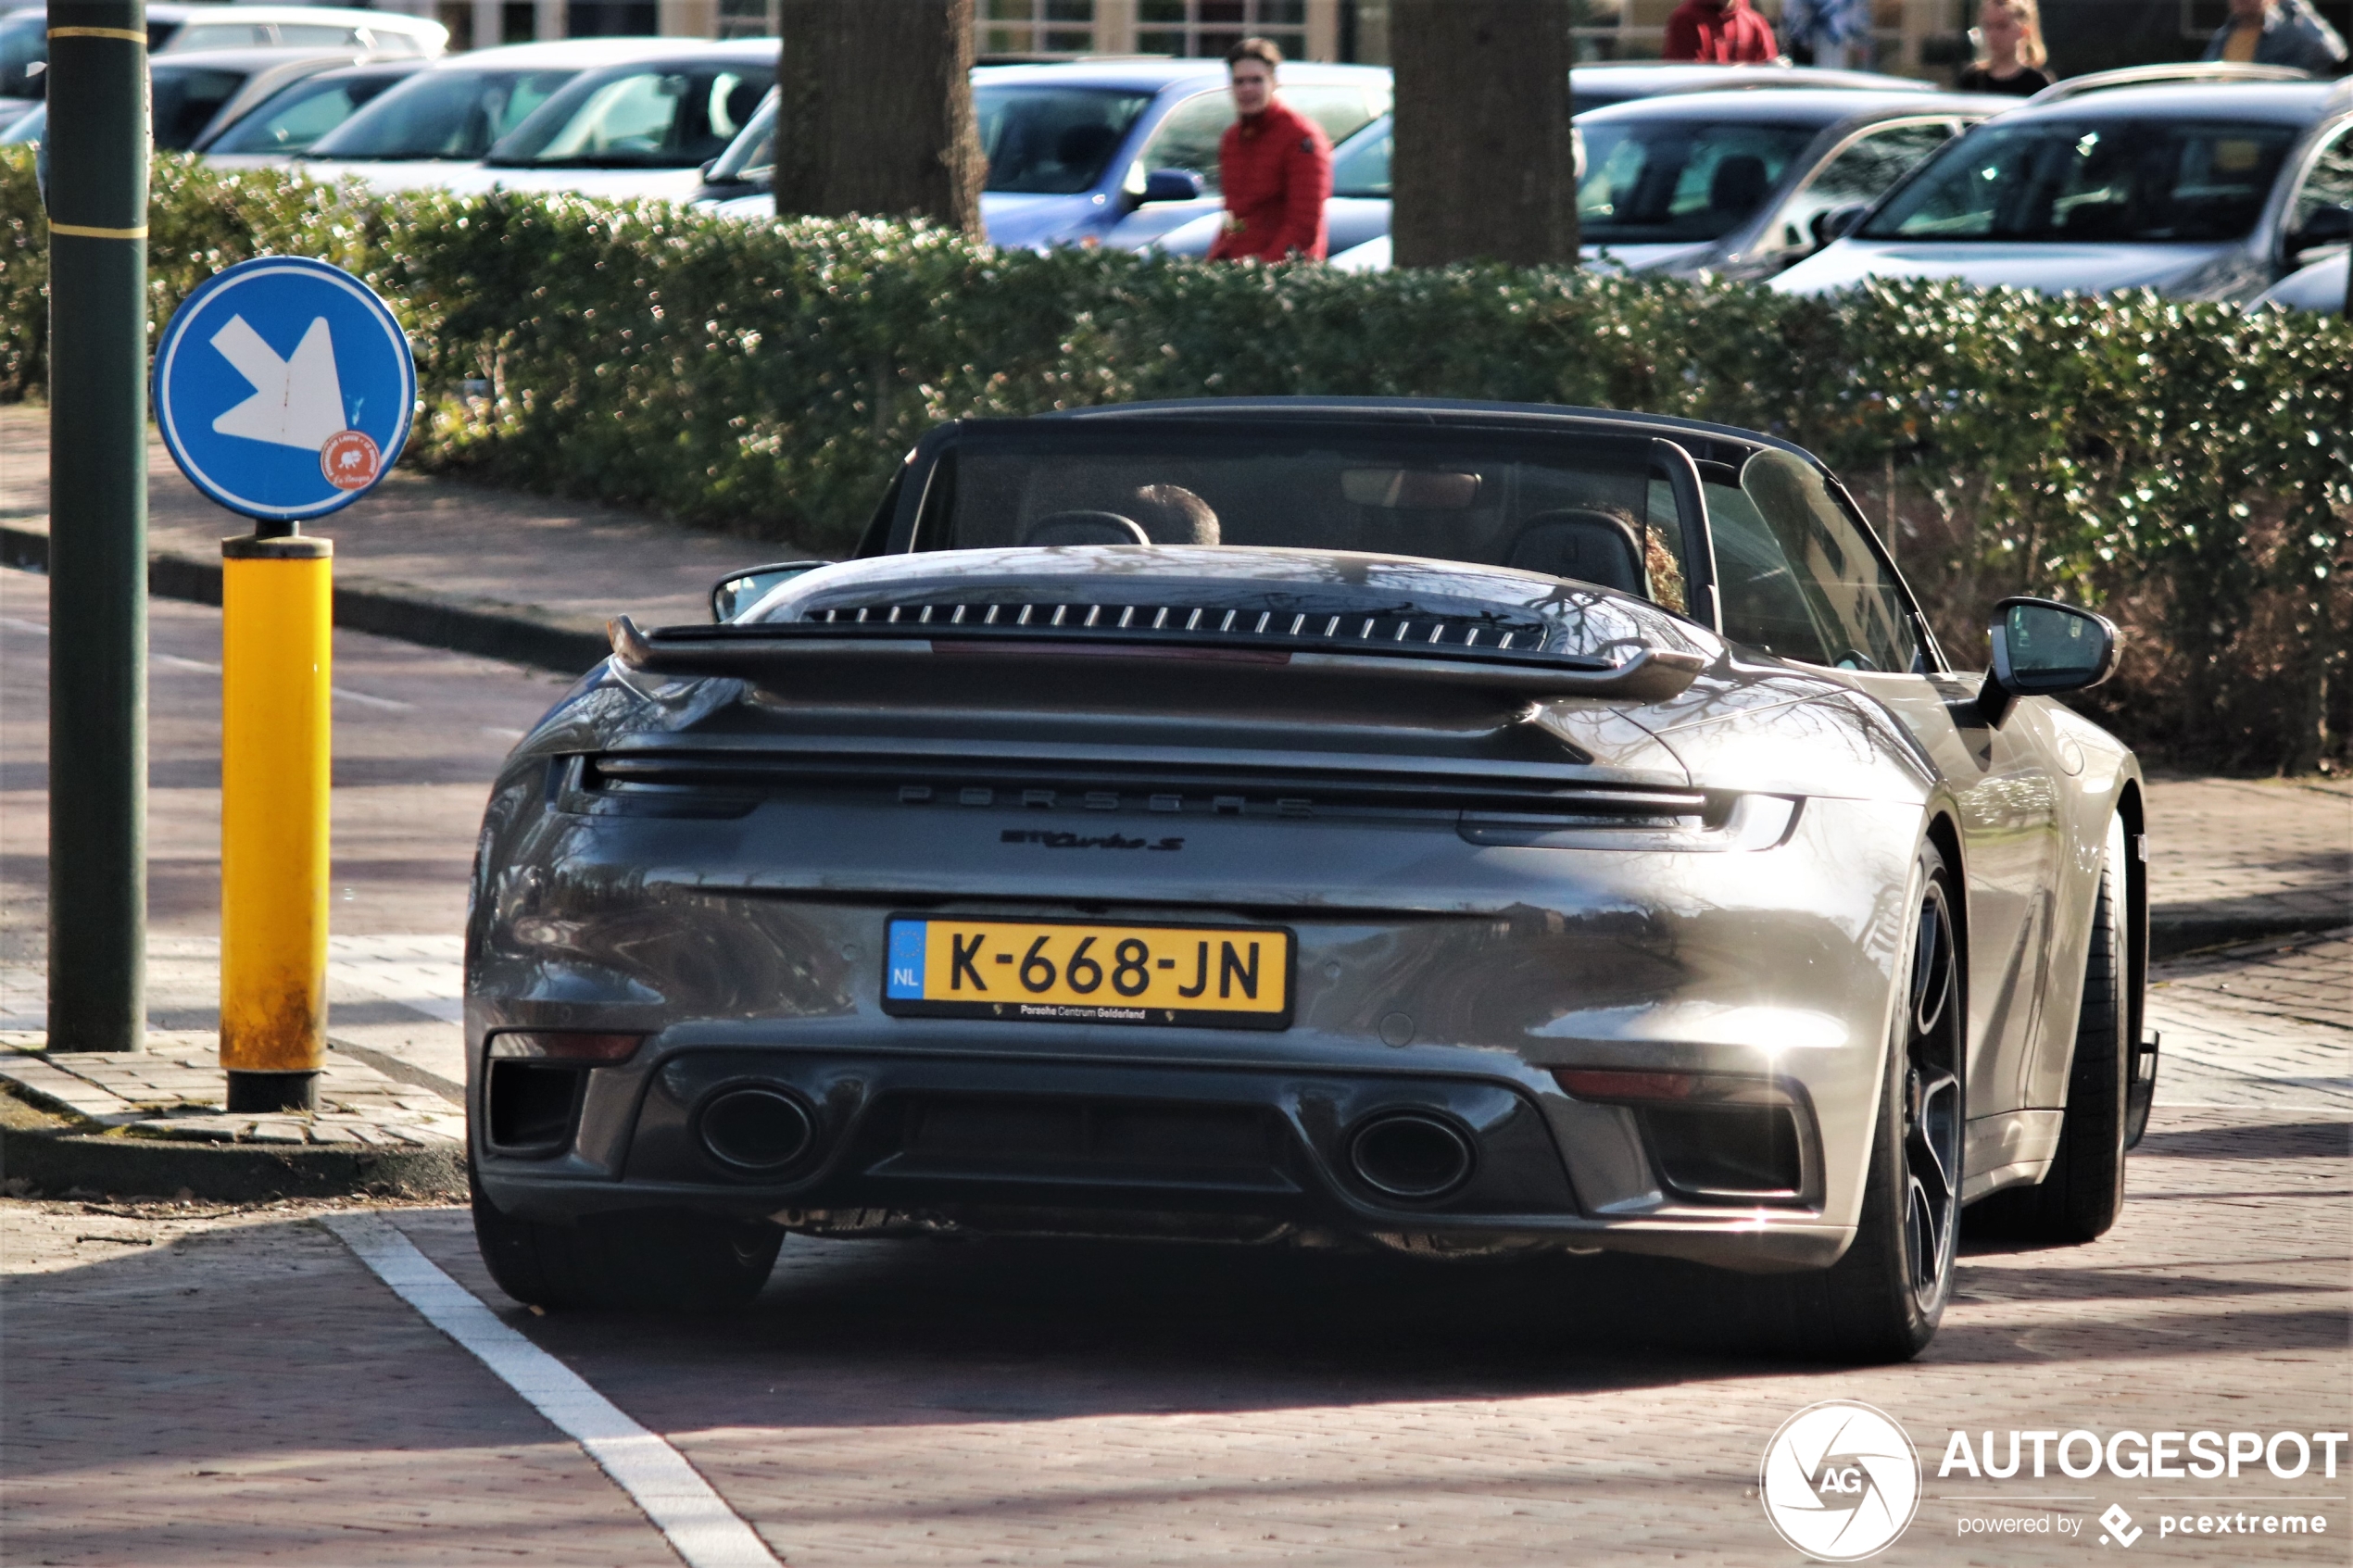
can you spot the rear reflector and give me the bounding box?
[1550,1068,1698,1102]
[485,1031,645,1063]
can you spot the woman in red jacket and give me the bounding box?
[1206,37,1333,264]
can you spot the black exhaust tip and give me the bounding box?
[1348,1112,1474,1200]
[698,1086,815,1172]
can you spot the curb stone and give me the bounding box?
[1,523,610,675]
[0,1122,465,1201]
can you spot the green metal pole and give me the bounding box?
[44,0,148,1053]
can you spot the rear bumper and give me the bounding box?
[473,1036,1856,1272]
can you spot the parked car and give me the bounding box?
[296,38,671,194]
[0,0,441,129]
[301,38,774,203]
[1317,89,2005,277]
[695,57,1391,249]
[0,46,383,152]
[196,56,427,164]
[1773,81,2353,304]
[2253,246,2348,309]
[459,39,776,203]
[2024,59,2318,105]
[468,395,2150,1369]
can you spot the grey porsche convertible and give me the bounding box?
[466,397,2156,1362]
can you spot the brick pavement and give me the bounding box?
[0,1030,461,1148]
[2144,776,2351,951]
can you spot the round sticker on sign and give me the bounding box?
[320,430,383,490]
[153,255,415,524]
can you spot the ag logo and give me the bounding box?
[1759,1400,1921,1561]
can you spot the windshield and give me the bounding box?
[204,69,409,154]
[487,60,767,168]
[152,64,251,151]
[904,422,1704,618]
[702,96,774,185]
[309,69,576,160]
[1578,118,1821,244]
[0,12,42,97]
[975,85,1152,194]
[1330,117,1390,198]
[1860,119,2298,243]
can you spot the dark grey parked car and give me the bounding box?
[468,398,2152,1364]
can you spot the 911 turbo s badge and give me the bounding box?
[1000,829,1185,851]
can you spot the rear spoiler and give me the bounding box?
[608,617,1708,705]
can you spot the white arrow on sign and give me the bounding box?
[209,314,347,451]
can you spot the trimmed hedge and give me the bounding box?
[3,152,2347,770]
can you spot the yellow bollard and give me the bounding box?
[219,533,333,1112]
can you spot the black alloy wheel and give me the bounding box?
[1900,873,1963,1314]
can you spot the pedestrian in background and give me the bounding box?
[1781,0,1873,69]
[1206,37,1333,264]
[1957,0,2052,94]
[1662,0,1779,63]
[2203,0,2347,72]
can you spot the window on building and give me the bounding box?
[1139,0,1307,58]
[982,0,1099,56]
[717,0,777,40]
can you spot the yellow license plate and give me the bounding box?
[883,917,1293,1029]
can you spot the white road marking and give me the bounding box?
[325,1214,781,1568]
[332,685,415,710]
[6,621,411,709]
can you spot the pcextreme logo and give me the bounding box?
[1760,1400,1923,1562]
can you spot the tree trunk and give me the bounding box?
[1389,0,1578,268]
[774,0,985,239]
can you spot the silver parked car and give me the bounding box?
[1775,80,2353,302]
[1313,88,2008,278]
[466,397,2151,1364]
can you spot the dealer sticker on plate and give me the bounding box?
[883,916,1294,1030]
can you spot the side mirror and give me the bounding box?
[1138,168,1204,206]
[2288,202,2352,260]
[1977,596,2118,728]
[1810,202,1870,246]
[711,560,825,622]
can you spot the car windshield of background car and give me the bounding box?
[1859,118,2298,243]
[1114,84,1386,198]
[1578,119,1822,245]
[204,70,408,154]
[1329,116,1390,197]
[975,86,1153,194]
[152,65,249,150]
[902,424,1703,620]
[0,12,43,97]
[309,68,575,159]
[489,63,764,167]
[703,98,774,185]
[1767,119,1954,255]
[2286,124,2352,259]
[1708,449,1919,671]
[0,104,41,145]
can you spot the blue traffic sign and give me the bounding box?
[153,256,416,524]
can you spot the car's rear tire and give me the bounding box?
[1969,812,2129,1245]
[1755,840,1964,1363]
[471,1166,782,1312]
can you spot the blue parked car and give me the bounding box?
[695,57,1390,248]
